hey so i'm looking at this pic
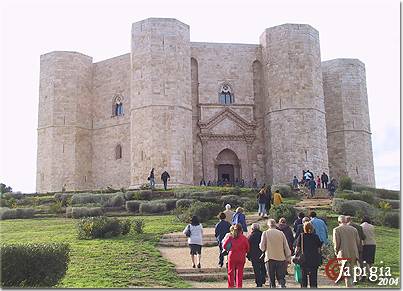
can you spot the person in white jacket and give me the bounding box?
[183,215,203,268]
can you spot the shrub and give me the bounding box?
[338,200,376,219]
[1,243,70,287]
[66,207,103,219]
[54,193,71,206]
[132,191,152,201]
[339,176,353,190]
[121,219,131,235]
[336,191,374,205]
[139,202,167,214]
[71,193,124,206]
[243,199,258,212]
[132,218,145,234]
[269,204,297,223]
[271,184,293,197]
[2,192,24,200]
[176,199,194,209]
[189,201,221,223]
[49,201,64,214]
[383,212,399,228]
[376,198,399,209]
[376,189,400,200]
[331,198,346,213]
[105,195,125,207]
[76,216,130,239]
[0,208,35,220]
[126,200,142,213]
[124,191,135,200]
[220,195,243,208]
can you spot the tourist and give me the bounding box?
[293,212,305,233]
[307,170,314,180]
[316,175,321,189]
[273,190,283,206]
[266,184,272,213]
[223,224,250,288]
[223,204,234,225]
[259,219,291,288]
[294,221,323,288]
[321,172,329,189]
[328,179,337,198]
[247,223,266,287]
[148,168,155,189]
[302,170,307,184]
[346,216,366,269]
[292,176,299,190]
[361,217,376,273]
[183,215,203,269]
[215,212,231,268]
[160,170,170,191]
[277,217,294,255]
[309,211,328,245]
[294,217,311,246]
[256,185,268,217]
[232,207,247,232]
[252,178,258,190]
[333,215,361,287]
[304,170,312,182]
[241,179,245,187]
[308,178,316,198]
[200,179,206,186]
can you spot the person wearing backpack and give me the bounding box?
[183,215,203,268]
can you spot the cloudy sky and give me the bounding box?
[0,0,400,192]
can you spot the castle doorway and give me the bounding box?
[215,149,241,183]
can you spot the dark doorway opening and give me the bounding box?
[218,164,234,183]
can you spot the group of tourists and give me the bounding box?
[147,168,171,190]
[292,170,337,198]
[256,185,283,217]
[183,207,377,288]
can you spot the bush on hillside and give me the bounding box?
[132,218,145,234]
[269,204,297,223]
[376,189,400,200]
[76,216,130,239]
[339,176,353,191]
[54,193,72,207]
[271,184,293,198]
[66,207,103,219]
[132,191,152,201]
[336,191,374,205]
[104,195,125,208]
[2,192,24,200]
[331,198,347,213]
[382,212,399,228]
[0,208,35,220]
[175,201,221,223]
[1,243,70,287]
[243,199,258,212]
[176,199,194,209]
[220,195,243,208]
[125,200,142,213]
[338,200,376,219]
[139,202,167,214]
[374,198,400,209]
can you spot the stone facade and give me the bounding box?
[36,18,376,193]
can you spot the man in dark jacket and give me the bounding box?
[321,172,329,189]
[215,212,231,267]
[293,212,305,233]
[277,217,294,255]
[247,223,266,287]
[161,170,170,191]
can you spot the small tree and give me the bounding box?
[0,183,12,195]
[339,176,352,191]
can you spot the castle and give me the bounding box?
[36,18,375,193]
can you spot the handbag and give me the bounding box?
[294,263,302,283]
[292,233,305,265]
[185,224,191,237]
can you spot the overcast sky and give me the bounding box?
[0,0,400,192]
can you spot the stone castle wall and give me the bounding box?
[36,18,375,193]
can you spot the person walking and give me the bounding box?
[148,168,155,189]
[308,178,316,198]
[200,178,206,186]
[215,212,231,268]
[273,190,283,206]
[347,216,365,270]
[160,170,170,191]
[294,217,311,247]
[259,219,292,288]
[333,215,361,287]
[294,222,323,288]
[316,175,321,189]
[266,185,272,213]
[256,185,268,217]
[223,204,234,225]
[309,211,328,245]
[183,215,203,269]
[328,179,337,198]
[293,212,305,234]
[292,176,299,190]
[360,217,376,274]
[247,223,266,287]
[321,172,329,189]
[223,224,250,288]
[232,207,247,233]
[252,178,258,190]
[277,217,294,255]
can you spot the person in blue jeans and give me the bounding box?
[232,207,247,233]
[308,179,316,198]
[256,185,268,217]
[215,212,231,267]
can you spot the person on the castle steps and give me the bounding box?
[247,223,266,287]
[183,215,203,269]
[316,175,321,189]
[328,178,337,198]
[215,212,231,268]
[308,178,316,198]
[148,168,155,189]
[256,184,268,217]
[292,176,299,190]
[160,170,170,191]
[321,172,329,189]
[200,178,206,186]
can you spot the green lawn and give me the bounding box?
[0,216,191,288]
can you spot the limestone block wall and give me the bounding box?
[322,59,375,186]
[37,51,93,192]
[260,24,329,184]
[130,18,193,186]
[91,54,131,189]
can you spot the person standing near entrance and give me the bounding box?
[161,170,170,191]
[308,178,316,198]
[148,168,155,189]
[256,185,268,217]
[321,172,329,189]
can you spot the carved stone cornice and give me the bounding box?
[199,133,256,144]
[198,107,256,131]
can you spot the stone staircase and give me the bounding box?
[176,266,255,281]
[295,187,332,210]
[159,232,218,247]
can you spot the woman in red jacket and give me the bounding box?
[223,223,250,288]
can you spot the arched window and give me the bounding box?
[112,94,124,117]
[219,83,234,105]
[115,144,122,160]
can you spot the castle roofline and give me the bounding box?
[132,17,189,28]
[40,50,93,60]
[191,41,259,47]
[322,58,365,67]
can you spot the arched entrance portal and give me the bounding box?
[216,149,241,183]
